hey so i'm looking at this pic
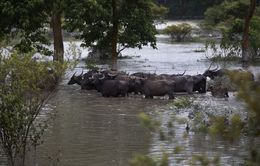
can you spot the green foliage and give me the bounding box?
[150,3,169,21]
[173,146,184,154]
[129,154,157,166]
[196,114,244,141]
[203,0,260,60]
[229,73,260,136]
[204,0,249,28]
[0,52,60,166]
[129,153,169,166]
[191,154,220,166]
[208,116,228,137]
[163,23,192,42]
[249,16,260,59]
[64,0,157,59]
[204,38,242,62]
[0,0,49,53]
[65,41,82,69]
[192,112,208,133]
[170,97,193,109]
[162,0,225,19]
[138,112,160,131]
[160,153,169,166]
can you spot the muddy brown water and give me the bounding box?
[32,79,172,166]
[33,74,259,166]
[1,41,259,165]
[34,41,260,166]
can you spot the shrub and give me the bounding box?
[0,52,61,166]
[164,23,192,42]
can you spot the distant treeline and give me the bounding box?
[157,0,260,19]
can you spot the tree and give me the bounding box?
[0,0,66,63]
[0,0,49,53]
[164,23,192,42]
[150,2,169,21]
[242,0,257,67]
[65,0,157,70]
[160,0,225,19]
[203,0,260,63]
[44,0,66,62]
[111,0,119,70]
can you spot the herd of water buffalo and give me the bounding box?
[68,66,255,99]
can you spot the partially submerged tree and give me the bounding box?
[65,0,158,70]
[203,0,260,64]
[164,23,192,42]
[44,0,66,62]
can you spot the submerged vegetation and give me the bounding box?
[169,97,194,109]
[134,73,260,165]
[163,23,193,42]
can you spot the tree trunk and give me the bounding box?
[242,0,256,67]
[111,0,118,71]
[51,12,64,62]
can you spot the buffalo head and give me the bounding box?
[203,63,221,79]
[68,71,83,85]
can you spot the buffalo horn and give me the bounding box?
[207,62,214,70]
[211,65,219,72]
[108,73,117,77]
[181,70,186,75]
[72,72,77,77]
[98,74,105,80]
[80,70,83,76]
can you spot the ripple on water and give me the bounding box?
[31,40,260,166]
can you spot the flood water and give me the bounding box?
[28,38,260,166]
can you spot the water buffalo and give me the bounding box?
[67,70,99,89]
[203,65,254,81]
[67,71,84,85]
[131,72,158,80]
[168,74,206,94]
[128,76,144,94]
[171,76,194,94]
[192,74,207,93]
[101,80,129,97]
[142,80,175,99]
[159,70,186,79]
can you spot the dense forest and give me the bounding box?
[158,0,260,19]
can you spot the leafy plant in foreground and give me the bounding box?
[0,52,59,166]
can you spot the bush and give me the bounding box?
[0,52,61,166]
[163,23,192,42]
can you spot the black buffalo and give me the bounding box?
[131,72,158,80]
[100,80,129,97]
[67,70,99,89]
[192,74,207,93]
[171,76,194,94]
[128,76,144,94]
[142,80,175,99]
[67,71,84,85]
[203,67,254,81]
[169,75,206,94]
